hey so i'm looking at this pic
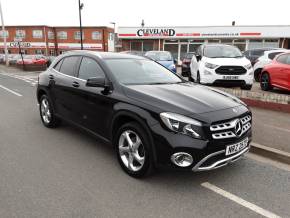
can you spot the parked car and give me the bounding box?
[145,51,176,73]
[253,49,287,81]
[260,52,290,91]
[37,51,252,177]
[17,55,47,65]
[9,54,22,65]
[190,44,254,90]
[244,48,282,66]
[181,52,195,77]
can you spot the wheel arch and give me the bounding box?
[110,109,158,164]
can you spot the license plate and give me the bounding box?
[226,138,248,156]
[223,75,239,80]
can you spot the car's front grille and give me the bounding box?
[215,66,247,75]
[210,115,251,139]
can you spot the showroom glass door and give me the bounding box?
[164,40,179,61]
[180,44,188,60]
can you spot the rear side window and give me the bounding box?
[285,54,290,65]
[78,57,105,80]
[276,54,288,64]
[59,56,79,76]
[268,52,283,60]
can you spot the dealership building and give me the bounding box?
[0,25,114,55]
[117,25,290,61]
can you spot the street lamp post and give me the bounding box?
[110,22,116,52]
[0,0,8,66]
[78,0,84,50]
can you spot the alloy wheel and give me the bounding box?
[118,130,145,172]
[40,98,51,124]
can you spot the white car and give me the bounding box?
[253,49,287,81]
[190,44,254,90]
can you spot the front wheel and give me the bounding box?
[260,73,273,91]
[115,122,154,178]
[39,95,61,128]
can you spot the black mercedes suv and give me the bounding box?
[37,51,252,178]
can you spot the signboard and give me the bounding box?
[118,26,290,39]
[14,37,23,42]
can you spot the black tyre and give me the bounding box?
[39,95,61,128]
[241,84,252,90]
[115,122,154,178]
[254,69,262,82]
[260,72,273,91]
[196,72,200,84]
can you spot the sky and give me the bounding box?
[1,0,290,30]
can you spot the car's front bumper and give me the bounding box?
[200,68,254,85]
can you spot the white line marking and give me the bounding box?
[201,182,281,218]
[0,84,22,97]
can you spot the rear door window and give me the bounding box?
[53,59,63,72]
[59,56,79,77]
[78,57,105,80]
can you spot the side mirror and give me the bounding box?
[174,59,178,64]
[86,77,106,88]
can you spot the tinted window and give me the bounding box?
[251,50,264,56]
[105,59,182,85]
[53,59,63,71]
[285,54,290,65]
[78,57,105,80]
[59,56,79,76]
[268,52,283,60]
[276,54,288,64]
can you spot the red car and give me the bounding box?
[17,55,47,65]
[260,52,290,91]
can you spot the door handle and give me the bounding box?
[49,74,54,80]
[72,81,80,88]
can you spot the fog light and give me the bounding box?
[171,152,193,167]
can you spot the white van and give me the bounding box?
[190,44,254,90]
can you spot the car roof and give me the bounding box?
[264,49,288,55]
[64,50,146,60]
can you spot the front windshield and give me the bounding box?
[204,46,243,58]
[105,59,182,85]
[146,52,173,61]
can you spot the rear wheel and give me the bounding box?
[39,95,61,128]
[260,72,273,91]
[196,72,201,84]
[115,122,154,178]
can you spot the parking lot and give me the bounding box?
[0,66,289,218]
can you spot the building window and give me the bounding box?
[33,30,43,39]
[35,49,44,55]
[49,50,55,56]
[0,30,9,38]
[15,30,25,39]
[92,31,102,40]
[74,31,85,40]
[48,31,54,39]
[57,31,67,40]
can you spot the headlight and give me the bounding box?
[244,63,252,70]
[160,112,202,139]
[205,62,219,69]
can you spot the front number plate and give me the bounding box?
[226,137,248,156]
[223,75,239,80]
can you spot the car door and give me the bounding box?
[274,54,288,87]
[72,56,113,137]
[282,54,290,89]
[51,55,81,122]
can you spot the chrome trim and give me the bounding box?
[212,131,235,139]
[210,119,237,131]
[192,146,250,172]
